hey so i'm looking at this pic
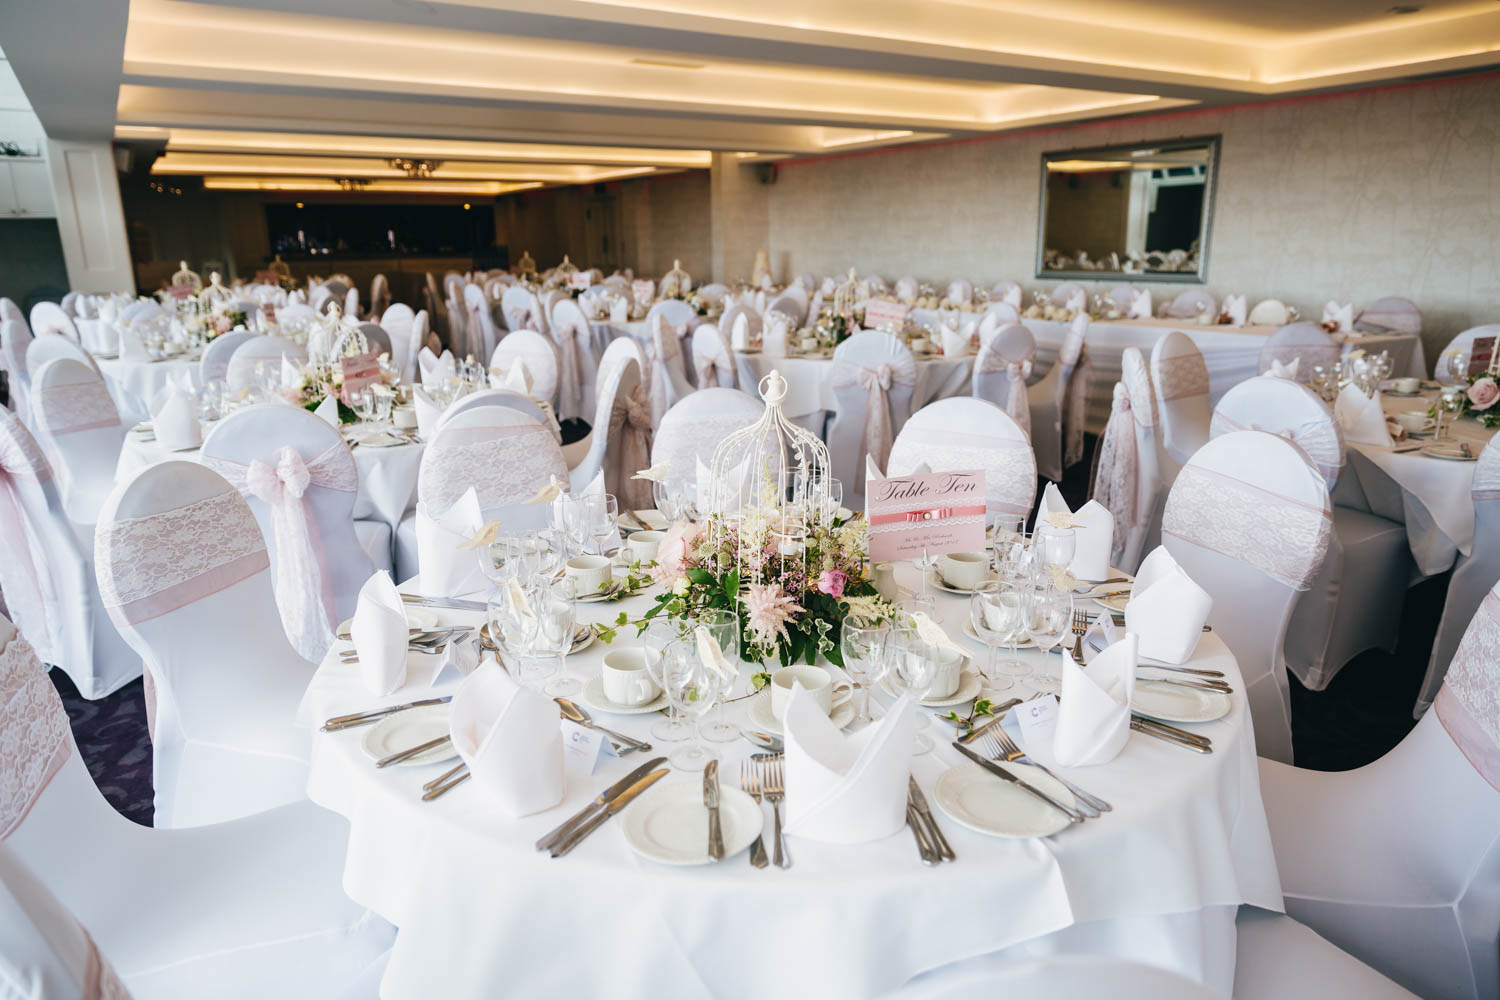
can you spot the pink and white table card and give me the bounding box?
[866,469,986,561]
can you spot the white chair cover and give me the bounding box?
[198,329,255,386]
[381,303,418,383]
[718,304,761,351]
[490,329,560,405]
[501,286,546,335]
[29,302,77,342]
[225,336,308,392]
[369,273,391,319]
[1022,312,1084,482]
[976,303,1021,344]
[549,298,597,421]
[1354,296,1421,336]
[418,406,567,532]
[1090,348,1160,573]
[274,303,318,340]
[691,324,735,389]
[1162,430,1332,764]
[990,281,1023,309]
[650,388,764,497]
[971,323,1033,437]
[888,398,1036,519]
[1211,376,1344,492]
[644,299,697,340]
[1048,283,1085,309]
[1166,289,1217,319]
[201,406,372,664]
[766,294,805,328]
[355,322,392,359]
[26,332,99,380]
[30,358,125,526]
[1258,323,1340,381]
[411,307,434,360]
[571,354,652,510]
[646,312,695,428]
[1107,285,1137,313]
[95,460,317,826]
[944,278,973,306]
[827,331,916,509]
[1434,325,1500,384]
[1150,331,1212,465]
[1257,577,1500,999]
[438,388,550,435]
[443,291,466,357]
[463,283,499,362]
[2,318,33,424]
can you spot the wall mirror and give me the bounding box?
[1036,136,1218,283]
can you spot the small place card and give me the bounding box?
[1015,695,1059,755]
[863,298,910,332]
[339,350,380,402]
[632,279,655,306]
[866,469,986,562]
[569,272,592,290]
[561,719,609,777]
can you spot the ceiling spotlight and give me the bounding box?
[463,203,471,210]
[295,201,304,209]
[385,158,442,178]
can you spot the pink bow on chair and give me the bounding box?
[855,363,896,477]
[1004,359,1033,436]
[609,384,655,509]
[1091,384,1138,564]
[245,446,335,661]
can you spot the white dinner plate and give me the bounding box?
[621,509,668,532]
[934,760,1076,838]
[336,606,440,640]
[1421,444,1479,462]
[880,669,981,707]
[354,432,409,448]
[745,689,854,735]
[360,705,457,767]
[928,572,996,596]
[1093,591,1131,613]
[961,620,1035,649]
[1132,678,1231,724]
[582,675,670,715]
[480,622,593,655]
[622,780,764,865]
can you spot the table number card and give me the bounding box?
[631,279,655,306]
[1469,337,1495,377]
[866,469,986,562]
[339,351,380,403]
[569,272,592,290]
[863,299,910,332]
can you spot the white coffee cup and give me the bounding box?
[392,405,417,429]
[770,665,853,721]
[928,646,964,699]
[871,562,899,602]
[601,648,661,706]
[1393,377,1421,394]
[627,529,665,564]
[937,551,989,591]
[564,554,612,596]
[1394,411,1430,434]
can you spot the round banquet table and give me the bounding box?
[298,564,1282,999]
[94,352,202,409]
[734,350,974,421]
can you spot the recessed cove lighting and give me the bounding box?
[628,57,706,70]
[1388,4,1422,13]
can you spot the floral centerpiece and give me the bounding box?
[1434,372,1500,429]
[283,363,357,423]
[812,308,859,349]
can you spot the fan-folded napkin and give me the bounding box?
[1222,294,1247,326]
[762,314,790,358]
[153,383,202,451]
[1128,288,1152,320]
[864,455,929,485]
[730,312,752,351]
[281,355,301,389]
[312,395,339,427]
[118,324,151,361]
[1322,301,1354,333]
[449,662,564,817]
[418,347,456,388]
[1123,546,1212,664]
[1334,384,1393,446]
[1054,632,1136,766]
[417,486,485,596]
[351,571,409,695]
[490,360,532,394]
[1037,483,1114,582]
[609,297,630,324]
[940,324,973,358]
[783,687,914,843]
[1268,357,1300,380]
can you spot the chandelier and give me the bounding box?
[385,158,443,178]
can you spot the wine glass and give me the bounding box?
[886,624,938,754]
[537,578,580,697]
[371,386,394,429]
[1022,579,1073,697]
[969,581,1016,693]
[1034,522,1076,579]
[988,577,1032,680]
[642,619,690,742]
[840,619,888,726]
[589,494,619,560]
[694,608,741,743]
[660,638,723,771]
[652,479,682,523]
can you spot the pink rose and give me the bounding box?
[214,315,233,333]
[1467,377,1499,411]
[816,569,847,598]
[654,519,703,580]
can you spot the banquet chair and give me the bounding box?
[308,285,335,316]
[1165,288,1216,320]
[0,621,393,996]
[1257,576,1500,999]
[990,281,1022,307]
[650,387,765,500]
[1354,296,1422,336]
[2,317,33,423]
[198,329,255,386]
[462,282,498,362]
[828,331,916,510]
[275,302,318,340]
[1162,430,1333,764]
[971,322,1034,437]
[355,323,393,359]
[1211,376,1411,693]
[692,324,736,389]
[646,312,697,429]
[201,405,382,664]
[436,388,551,435]
[412,307,438,359]
[369,272,391,319]
[1026,312,1091,483]
[1256,322,1340,381]
[888,398,1036,521]
[975,303,1021,342]
[442,288,467,358]
[60,290,81,316]
[96,461,321,827]
[380,303,419,382]
[29,301,77,341]
[1418,434,1500,718]
[1048,282,1086,309]
[550,297,599,423]
[1150,331,1212,466]
[1107,285,1137,313]
[225,336,308,393]
[719,303,761,349]
[945,278,973,306]
[500,285,545,335]
[26,330,100,379]
[0,407,137,699]
[1434,324,1500,384]
[490,329,560,405]
[644,298,698,338]
[0,295,23,323]
[1089,348,1161,573]
[766,293,805,329]
[568,354,651,508]
[30,357,127,527]
[415,405,568,536]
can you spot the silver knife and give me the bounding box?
[322,696,452,731]
[1130,720,1213,753]
[534,756,667,852]
[906,800,939,865]
[704,760,725,862]
[400,593,488,612]
[1131,715,1212,746]
[952,743,1085,824]
[907,776,955,862]
[550,769,669,857]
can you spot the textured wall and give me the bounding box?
[641,171,712,282]
[767,72,1500,360]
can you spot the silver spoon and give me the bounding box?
[743,730,784,752]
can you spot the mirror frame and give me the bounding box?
[1034,134,1220,285]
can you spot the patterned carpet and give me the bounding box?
[49,669,155,826]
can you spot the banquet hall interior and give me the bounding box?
[1,0,1498,996]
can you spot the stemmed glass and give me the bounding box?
[886,624,938,754]
[694,608,741,743]
[642,619,690,742]
[1034,522,1076,580]
[349,386,376,437]
[969,581,1016,693]
[839,619,888,726]
[660,638,724,771]
[1022,579,1073,697]
[590,494,619,560]
[536,578,580,697]
[652,479,684,523]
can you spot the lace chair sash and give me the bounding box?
[833,361,914,475]
[1092,384,1139,563]
[0,471,54,664]
[1162,463,1330,591]
[1061,347,1091,468]
[96,489,271,627]
[0,636,72,840]
[421,423,569,513]
[607,384,655,510]
[1435,588,1500,791]
[34,379,118,436]
[1212,410,1344,491]
[890,427,1034,516]
[1471,441,1500,502]
[1155,353,1210,401]
[974,343,1033,436]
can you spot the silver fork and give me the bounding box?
[982,728,1111,817]
[740,760,769,869]
[756,753,790,869]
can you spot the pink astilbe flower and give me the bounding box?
[743,582,804,647]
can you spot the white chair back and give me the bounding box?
[691,324,735,389]
[411,308,433,359]
[355,322,392,359]
[828,331,916,509]
[989,281,1022,308]
[650,388,764,497]
[443,289,466,357]
[198,329,255,386]
[1150,331,1212,465]
[971,323,1034,436]
[2,319,32,423]
[1211,375,1345,491]
[418,406,567,531]
[501,286,546,335]
[200,405,371,662]
[1434,324,1500,384]
[1354,296,1421,336]
[1162,430,1332,764]
[549,297,597,422]
[463,283,498,361]
[226,335,308,392]
[26,332,98,379]
[1048,282,1086,309]
[343,286,360,320]
[573,355,652,509]
[644,298,697,336]
[695,283,730,309]
[1089,347,1159,573]
[438,387,550,433]
[1022,313,1090,483]
[1166,288,1217,319]
[766,294,805,328]
[719,304,761,350]
[490,330,560,404]
[1258,322,1340,381]
[1107,285,1137,312]
[889,397,1036,519]
[29,358,124,525]
[646,312,695,428]
[274,302,318,340]
[369,273,391,319]
[0,297,23,323]
[28,302,76,341]
[381,303,418,382]
[945,278,973,305]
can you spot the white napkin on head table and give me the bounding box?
[1322,301,1353,333]
[312,395,339,428]
[1128,288,1152,320]
[490,360,533,395]
[1222,294,1247,326]
[153,383,202,451]
[609,297,630,324]
[1037,483,1114,582]
[351,570,409,696]
[784,687,915,843]
[418,347,457,388]
[730,313,751,351]
[1054,633,1136,767]
[1268,357,1300,380]
[118,324,151,361]
[1334,384,1393,446]
[416,486,485,597]
[449,662,564,817]
[1124,546,1212,664]
[1064,288,1086,313]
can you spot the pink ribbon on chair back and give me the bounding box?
[842,362,897,474]
[1004,359,1032,436]
[1091,383,1138,564]
[243,446,337,662]
[0,431,56,665]
[608,384,655,510]
[1061,344,1091,468]
[0,633,73,839]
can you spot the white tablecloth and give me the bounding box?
[94,354,200,421]
[299,566,1281,999]
[734,351,974,420]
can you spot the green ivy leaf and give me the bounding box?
[686,568,716,587]
[974,698,996,718]
[750,672,772,691]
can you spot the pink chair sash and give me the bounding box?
[607,384,655,510]
[1061,345,1091,468]
[833,361,908,475]
[1154,353,1210,402]
[1435,588,1500,791]
[421,423,569,513]
[1092,384,1139,563]
[34,378,118,436]
[0,634,72,840]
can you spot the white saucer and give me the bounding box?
[934,760,1076,838]
[621,780,764,865]
[745,689,854,735]
[1133,679,1231,724]
[360,705,457,767]
[962,620,1034,648]
[880,669,982,707]
[582,675,670,715]
[1093,592,1131,613]
[1422,444,1479,462]
[928,572,996,596]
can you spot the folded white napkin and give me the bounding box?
[1037,483,1114,582]
[999,285,1022,310]
[1124,546,1212,664]
[762,314,790,357]
[696,456,751,513]
[556,469,623,552]
[783,687,914,843]
[118,324,151,361]
[940,324,972,358]
[153,383,202,451]
[280,355,301,389]
[351,571,408,695]
[419,347,457,388]
[864,455,929,484]
[1322,301,1353,333]
[1222,294,1247,326]
[1127,288,1152,320]
[1054,633,1136,767]
[312,395,339,427]
[491,360,532,394]
[449,661,564,817]
[416,486,486,597]
[1064,288,1086,313]
[730,313,751,351]
[1334,384,1393,446]
[609,297,630,324]
[1268,357,1300,380]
